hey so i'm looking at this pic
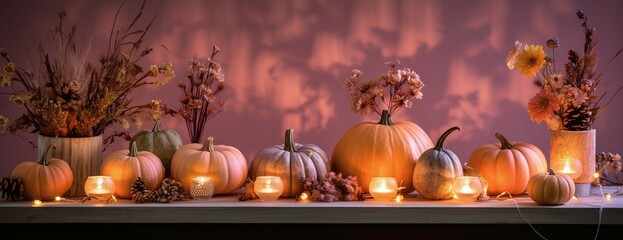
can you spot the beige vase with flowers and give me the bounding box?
[37,134,103,197]
[550,129,596,197]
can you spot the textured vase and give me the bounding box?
[550,129,596,197]
[38,135,104,197]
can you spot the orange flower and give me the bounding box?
[527,89,560,123]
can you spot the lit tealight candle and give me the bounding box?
[32,200,42,206]
[452,176,482,202]
[253,176,284,201]
[557,159,582,180]
[369,177,398,201]
[191,176,215,201]
[84,176,116,200]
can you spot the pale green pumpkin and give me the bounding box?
[413,126,463,200]
[131,120,183,177]
[249,129,331,198]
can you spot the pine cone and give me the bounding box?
[153,178,185,203]
[131,176,148,195]
[238,177,258,201]
[133,190,154,203]
[562,104,592,130]
[0,176,23,201]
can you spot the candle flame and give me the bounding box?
[395,194,404,202]
[460,178,476,194]
[593,172,600,179]
[32,200,42,206]
[379,180,389,191]
[264,179,275,191]
[197,177,207,183]
[300,192,308,200]
[374,179,394,193]
[96,177,104,191]
[560,160,576,174]
[54,196,62,201]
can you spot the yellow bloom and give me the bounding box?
[514,44,546,77]
[119,118,130,130]
[132,117,143,129]
[149,64,159,77]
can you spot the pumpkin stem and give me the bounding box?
[378,110,393,126]
[434,126,461,150]
[129,141,139,157]
[39,144,55,166]
[201,137,215,152]
[284,129,297,152]
[152,120,161,132]
[548,168,556,175]
[495,133,514,150]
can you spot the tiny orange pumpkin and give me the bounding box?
[527,169,575,205]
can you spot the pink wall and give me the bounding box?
[1,0,622,178]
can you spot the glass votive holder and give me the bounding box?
[452,176,482,202]
[551,158,582,180]
[369,177,398,201]
[253,176,283,201]
[84,176,116,200]
[191,176,215,200]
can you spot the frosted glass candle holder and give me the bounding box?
[253,176,283,201]
[369,177,398,201]
[84,176,116,200]
[191,177,215,200]
[452,176,482,202]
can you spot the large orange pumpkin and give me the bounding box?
[101,141,165,199]
[11,144,74,201]
[171,136,248,195]
[332,110,434,193]
[467,133,547,196]
[249,129,330,198]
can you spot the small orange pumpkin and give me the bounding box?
[11,144,74,201]
[527,169,575,205]
[101,140,165,199]
[467,133,547,196]
[171,136,248,195]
